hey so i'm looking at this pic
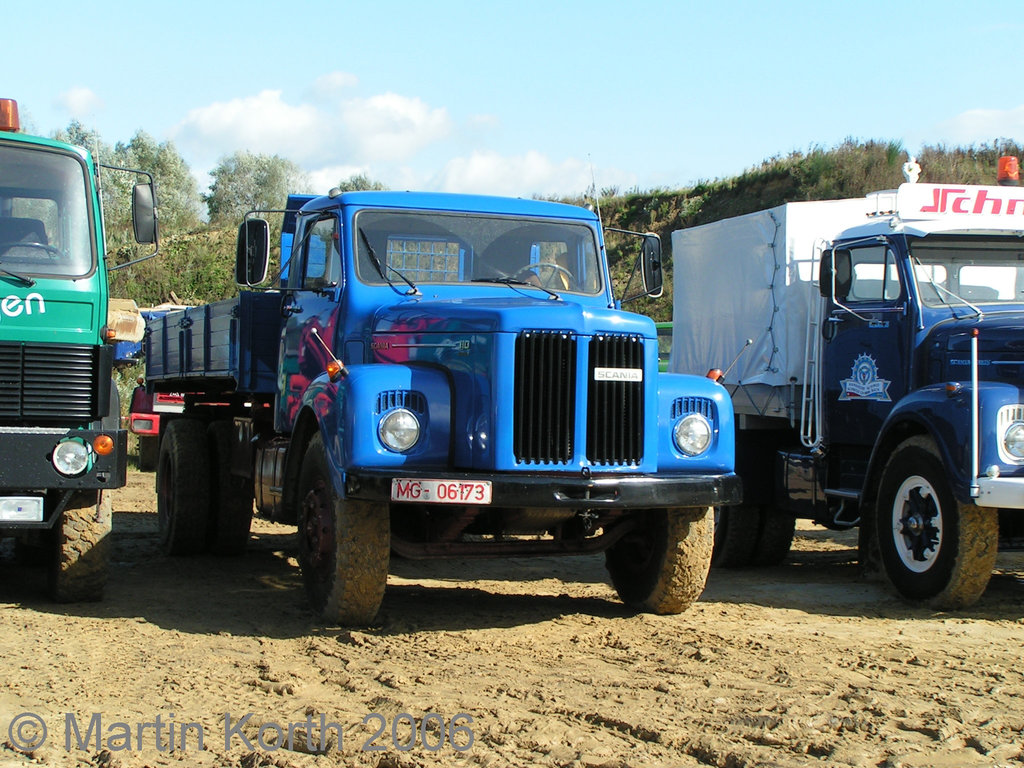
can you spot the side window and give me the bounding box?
[847,245,901,303]
[302,216,341,289]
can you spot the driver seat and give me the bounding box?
[0,217,47,244]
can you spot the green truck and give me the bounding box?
[0,98,156,600]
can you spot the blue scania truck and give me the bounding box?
[145,190,740,624]
[672,170,1024,608]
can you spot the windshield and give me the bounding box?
[0,143,94,278]
[354,210,603,295]
[910,237,1024,307]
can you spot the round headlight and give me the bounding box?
[674,413,712,456]
[53,438,91,476]
[379,408,421,453]
[1004,421,1024,460]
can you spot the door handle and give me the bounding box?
[282,302,303,317]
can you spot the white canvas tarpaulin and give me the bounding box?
[670,198,874,416]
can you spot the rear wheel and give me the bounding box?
[297,433,389,624]
[711,505,760,567]
[876,436,997,608]
[137,435,158,471]
[49,490,111,602]
[606,507,712,614]
[207,420,254,555]
[751,510,795,566]
[157,418,210,555]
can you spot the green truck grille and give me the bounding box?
[0,342,101,425]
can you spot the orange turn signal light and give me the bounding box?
[93,434,115,456]
[326,360,344,382]
[706,368,724,383]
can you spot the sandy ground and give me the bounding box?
[1,472,1024,768]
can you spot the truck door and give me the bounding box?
[277,212,343,432]
[821,242,910,447]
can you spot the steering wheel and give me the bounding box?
[511,261,574,290]
[0,241,62,258]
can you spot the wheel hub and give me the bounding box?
[301,486,334,570]
[893,479,942,573]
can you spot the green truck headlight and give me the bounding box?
[52,437,92,476]
[674,413,712,456]
[379,408,420,453]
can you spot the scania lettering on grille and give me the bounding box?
[593,367,643,382]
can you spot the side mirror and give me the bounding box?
[641,234,664,298]
[819,249,852,300]
[131,182,157,245]
[236,218,270,286]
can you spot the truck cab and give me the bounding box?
[814,183,1024,605]
[147,190,740,624]
[673,176,1024,608]
[0,98,156,600]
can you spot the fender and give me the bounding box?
[301,364,453,492]
[867,381,1023,505]
[656,372,736,474]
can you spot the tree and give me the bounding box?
[107,132,203,234]
[334,173,388,192]
[204,152,308,226]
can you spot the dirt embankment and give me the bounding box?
[1,472,1023,768]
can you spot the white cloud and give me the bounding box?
[307,164,370,192]
[170,83,627,200]
[56,87,103,117]
[934,105,1024,145]
[342,93,452,161]
[310,71,359,100]
[435,150,594,197]
[172,90,324,166]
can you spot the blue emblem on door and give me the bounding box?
[839,354,891,402]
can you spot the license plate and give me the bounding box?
[391,478,492,505]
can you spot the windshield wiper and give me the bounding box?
[913,257,983,320]
[358,228,418,296]
[0,267,35,287]
[471,275,559,300]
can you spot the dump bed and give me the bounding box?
[670,198,874,417]
[145,292,282,393]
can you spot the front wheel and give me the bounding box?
[876,436,997,609]
[297,433,389,625]
[606,507,712,614]
[49,490,112,602]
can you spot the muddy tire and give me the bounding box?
[876,436,997,609]
[49,490,111,602]
[711,505,760,567]
[157,418,210,555]
[137,435,158,472]
[751,509,796,566]
[606,507,712,614]
[207,420,254,555]
[297,433,389,625]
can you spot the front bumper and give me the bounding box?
[976,476,1024,509]
[0,428,127,491]
[345,469,742,509]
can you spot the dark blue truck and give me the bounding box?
[672,175,1024,608]
[145,190,740,623]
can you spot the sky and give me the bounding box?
[4,0,1024,200]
